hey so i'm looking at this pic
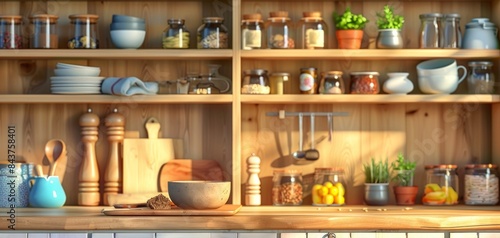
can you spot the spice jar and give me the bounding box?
[68,14,99,49]
[267,11,295,49]
[241,13,264,50]
[0,15,23,49]
[419,13,442,48]
[350,72,380,94]
[162,18,190,49]
[299,67,318,94]
[272,169,303,206]
[29,14,59,49]
[241,69,270,94]
[297,11,327,49]
[319,71,344,94]
[467,61,495,94]
[270,72,290,94]
[312,168,346,206]
[464,164,499,205]
[423,164,459,205]
[197,17,228,49]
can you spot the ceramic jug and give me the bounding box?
[462,19,498,49]
[383,72,414,94]
[0,162,33,207]
[29,176,66,208]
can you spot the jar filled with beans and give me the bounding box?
[267,11,295,49]
[197,17,228,49]
[350,72,380,94]
[163,18,190,49]
[68,14,99,49]
[464,164,499,205]
[272,169,303,205]
[0,15,23,49]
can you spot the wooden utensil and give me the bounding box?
[44,139,67,177]
[159,159,224,192]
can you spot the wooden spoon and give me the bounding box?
[44,139,67,177]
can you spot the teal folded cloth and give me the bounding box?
[101,77,158,96]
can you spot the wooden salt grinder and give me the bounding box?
[103,108,125,205]
[245,153,261,205]
[78,108,101,206]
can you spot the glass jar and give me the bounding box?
[312,168,346,206]
[68,14,99,49]
[467,61,495,94]
[297,11,327,49]
[272,169,303,205]
[270,72,290,94]
[299,67,318,94]
[320,71,344,94]
[350,72,380,94]
[419,13,442,48]
[241,13,264,50]
[162,18,190,49]
[464,164,499,205]
[442,13,461,48]
[0,15,23,49]
[197,17,228,49]
[241,69,270,94]
[29,14,59,49]
[423,164,459,205]
[267,11,295,49]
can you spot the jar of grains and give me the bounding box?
[197,17,228,49]
[350,72,380,94]
[272,169,303,205]
[162,18,190,49]
[241,13,264,50]
[0,15,23,49]
[319,71,344,94]
[297,11,327,49]
[242,69,270,94]
[423,164,459,205]
[312,168,346,206]
[68,14,99,49]
[464,164,499,205]
[267,11,295,49]
[29,14,59,49]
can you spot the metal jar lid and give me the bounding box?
[419,13,443,19]
[244,69,268,75]
[468,61,493,67]
[443,13,461,19]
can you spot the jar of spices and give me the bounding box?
[423,164,459,205]
[272,169,303,206]
[197,17,228,49]
[464,164,499,205]
[312,168,346,206]
[0,15,23,49]
[299,67,318,94]
[162,18,190,49]
[467,61,495,94]
[241,13,264,50]
[68,14,99,49]
[29,14,59,49]
[267,11,295,49]
[419,13,442,48]
[319,71,344,94]
[241,69,270,94]
[270,72,290,94]
[297,11,327,49]
[350,72,380,94]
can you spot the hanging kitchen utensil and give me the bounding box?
[292,113,306,160]
[305,114,320,160]
[327,113,332,142]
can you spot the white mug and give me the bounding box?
[417,58,466,76]
[418,74,466,94]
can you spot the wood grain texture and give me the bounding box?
[159,159,224,192]
[102,204,241,216]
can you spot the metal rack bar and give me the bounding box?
[266,110,349,119]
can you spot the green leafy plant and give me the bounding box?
[363,157,390,183]
[391,153,416,186]
[376,5,405,29]
[334,7,368,30]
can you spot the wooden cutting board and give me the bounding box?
[102,204,241,216]
[159,159,224,192]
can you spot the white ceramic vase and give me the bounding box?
[383,72,414,94]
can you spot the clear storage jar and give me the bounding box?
[29,14,59,49]
[467,61,495,94]
[162,19,190,49]
[241,13,264,50]
[419,13,442,48]
[270,72,289,94]
[241,69,270,94]
[68,14,99,49]
[0,15,23,49]
[272,169,303,206]
[423,164,459,205]
[464,164,499,205]
[297,11,327,49]
[299,67,318,94]
[267,11,295,49]
[350,72,380,94]
[320,71,344,94]
[197,17,228,49]
[312,168,346,206]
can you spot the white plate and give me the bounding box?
[54,68,101,77]
[51,91,102,95]
[50,76,105,81]
[51,86,101,91]
[51,82,102,87]
[56,63,101,71]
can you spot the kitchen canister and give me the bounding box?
[462,18,498,49]
[312,167,346,206]
[464,164,499,205]
[272,169,303,205]
[267,11,295,49]
[162,18,190,49]
[297,11,327,49]
[419,13,442,48]
[423,164,459,205]
[467,61,495,94]
[0,162,33,207]
[0,15,23,49]
[241,13,264,50]
[68,14,99,49]
[197,17,228,49]
[29,14,59,49]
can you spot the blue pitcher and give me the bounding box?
[29,176,66,208]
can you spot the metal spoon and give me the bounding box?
[292,113,305,160]
[45,139,66,177]
[305,114,320,160]
[327,113,332,142]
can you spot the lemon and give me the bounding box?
[329,186,339,196]
[318,186,329,197]
[312,193,322,204]
[335,195,345,205]
[335,182,345,196]
[323,181,334,188]
[322,194,334,205]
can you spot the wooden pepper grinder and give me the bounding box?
[103,108,125,205]
[245,153,261,206]
[78,108,101,206]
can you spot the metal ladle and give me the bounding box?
[292,113,305,160]
[304,114,320,160]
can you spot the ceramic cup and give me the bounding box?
[0,163,33,207]
[417,59,467,94]
[419,75,466,94]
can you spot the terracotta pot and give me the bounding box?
[336,30,363,49]
[393,186,419,205]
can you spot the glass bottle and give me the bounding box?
[162,18,190,49]
[350,72,380,94]
[464,164,499,205]
[267,11,295,49]
[297,11,327,49]
[29,14,59,49]
[312,168,346,206]
[423,164,459,205]
[270,72,290,94]
[241,69,270,94]
[467,61,495,94]
[299,67,318,94]
[272,169,303,206]
[197,17,228,49]
[319,71,344,94]
[0,15,23,49]
[419,13,442,48]
[442,13,461,48]
[241,13,264,50]
[68,14,99,49]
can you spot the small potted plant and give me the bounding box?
[333,7,368,49]
[363,157,391,205]
[375,5,405,49]
[391,153,418,205]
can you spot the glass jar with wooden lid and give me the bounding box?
[297,11,327,49]
[312,167,346,206]
[0,15,23,49]
[197,17,228,49]
[68,14,99,49]
[464,164,499,205]
[272,169,303,205]
[267,11,295,49]
[423,164,459,205]
[29,14,59,49]
[241,13,264,50]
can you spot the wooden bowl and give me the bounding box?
[167,180,231,209]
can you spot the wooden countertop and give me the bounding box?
[2,205,500,231]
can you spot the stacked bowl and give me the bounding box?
[51,63,104,94]
[110,14,146,49]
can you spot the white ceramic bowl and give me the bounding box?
[167,180,230,210]
[56,63,101,71]
[110,30,146,49]
[54,68,101,77]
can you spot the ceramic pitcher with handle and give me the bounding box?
[462,19,498,49]
[29,176,66,208]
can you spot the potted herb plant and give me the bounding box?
[376,5,405,49]
[333,7,368,49]
[363,157,391,205]
[391,153,418,205]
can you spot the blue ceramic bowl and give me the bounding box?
[110,22,146,31]
[112,14,145,23]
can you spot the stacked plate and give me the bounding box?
[51,63,104,94]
